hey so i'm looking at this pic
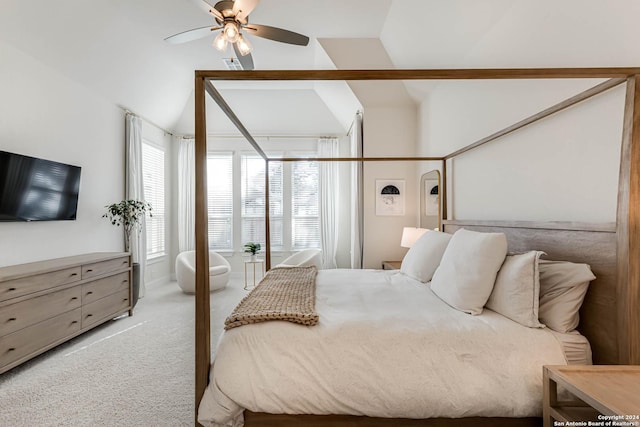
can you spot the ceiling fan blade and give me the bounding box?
[233,43,254,70]
[164,26,220,44]
[244,24,309,46]
[191,0,223,20]
[233,0,260,24]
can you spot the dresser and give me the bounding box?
[0,252,132,374]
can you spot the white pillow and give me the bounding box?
[485,251,546,328]
[400,230,452,282]
[430,229,508,315]
[538,260,596,333]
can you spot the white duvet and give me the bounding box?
[198,269,568,427]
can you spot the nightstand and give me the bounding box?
[382,261,402,270]
[543,365,640,427]
[244,258,265,290]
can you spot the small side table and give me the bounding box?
[244,258,265,290]
[543,365,640,427]
[382,261,402,270]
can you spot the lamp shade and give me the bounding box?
[401,227,428,248]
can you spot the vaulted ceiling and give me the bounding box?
[1,0,639,136]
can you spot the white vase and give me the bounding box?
[250,254,257,261]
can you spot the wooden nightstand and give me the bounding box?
[543,365,640,427]
[382,261,402,270]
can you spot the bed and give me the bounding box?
[198,266,593,427]
[191,69,640,426]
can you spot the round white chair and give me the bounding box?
[175,250,231,294]
[276,249,323,269]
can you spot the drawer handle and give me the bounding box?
[70,273,78,277]
[72,320,78,324]
[86,291,93,295]
[87,314,93,317]
[122,260,128,265]
[86,269,93,273]
[8,348,15,352]
[8,317,16,322]
[8,288,16,291]
[122,280,128,284]
[71,297,78,300]
[123,298,129,302]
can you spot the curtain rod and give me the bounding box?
[120,106,174,136]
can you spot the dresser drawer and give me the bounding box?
[82,272,130,305]
[81,289,130,328]
[0,286,81,336]
[82,257,130,280]
[0,267,81,302]
[0,308,81,369]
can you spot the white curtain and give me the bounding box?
[350,112,364,269]
[125,113,147,298]
[318,137,339,269]
[178,138,196,252]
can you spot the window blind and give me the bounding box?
[207,154,233,250]
[141,142,165,258]
[241,155,283,249]
[292,161,320,249]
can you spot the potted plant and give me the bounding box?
[243,242,261,261]
[103,199,152,308]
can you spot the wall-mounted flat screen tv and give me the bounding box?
[0,150,81,222]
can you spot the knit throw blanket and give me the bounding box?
[225,266,319,330]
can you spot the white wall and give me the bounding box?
[362,106,418,269]
[317,38,422,269]
[0,42,124,267]
[420,80,624,223]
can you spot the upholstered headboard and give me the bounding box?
[442,220,620,365]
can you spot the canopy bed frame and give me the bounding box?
[193,68,640,426]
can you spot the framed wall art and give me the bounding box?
[375,179,405,216]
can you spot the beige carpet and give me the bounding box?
[0,276,247,426]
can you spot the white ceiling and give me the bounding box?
[1,0,640,135]
[173,87,353,136]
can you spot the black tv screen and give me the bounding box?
[0,151,81,222]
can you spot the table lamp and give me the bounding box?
[400,227,428,248]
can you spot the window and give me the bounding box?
[241,155,283,249]
[141,141,165,259]
[291,160,320,249]
[239,153,319,251]
[207,154,233,250]
[207,150,320,253]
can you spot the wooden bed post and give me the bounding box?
[194,73,211,425]
[441,159,448,221]
[617,75,640,365]
[265,158,271,271]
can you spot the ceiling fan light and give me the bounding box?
[222,21,240,43]
[236,35,253,56]
[213,32,228,51]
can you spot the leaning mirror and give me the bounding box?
[420,170,441,230]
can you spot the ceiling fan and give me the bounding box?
[165,0,310,70]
